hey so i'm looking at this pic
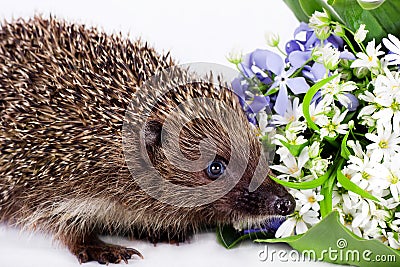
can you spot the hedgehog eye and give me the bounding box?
[206,160,226,180]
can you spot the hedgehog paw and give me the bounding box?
[69,235,143,264]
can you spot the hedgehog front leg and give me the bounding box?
[60,233,143,264]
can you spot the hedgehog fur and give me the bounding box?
[0,16,295,264]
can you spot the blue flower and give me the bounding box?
[231,77,270,125]
[249,49,310,115]
[243,216,286,235]
[285,23,352,82]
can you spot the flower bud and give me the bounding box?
[309,141,320,158]
[227,47,243,65]
[353,66,369,78]
[265,32,280,47]
[333,24,345,37]
[354,24,368,43]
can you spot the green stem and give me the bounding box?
[276,46,287,57]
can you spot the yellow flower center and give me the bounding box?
[362,171,370,180]
[308,196,316,203]
[379,140,389,149]
[289,166,299,174]
[391,174,399,184]
[368,56,373,62]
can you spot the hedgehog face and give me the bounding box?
[136,84,295,226]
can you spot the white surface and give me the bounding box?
[0,1,343,266]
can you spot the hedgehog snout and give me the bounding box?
[272,193,295,216]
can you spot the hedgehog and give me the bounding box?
[0,16,295,264]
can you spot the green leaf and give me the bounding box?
[216,224,273,249]
[337,168,379,202]
[299,0,324,17]
[319,166,337,217]
[357,0,386,10]
[269,164,334,189]
[282,0,310,22]
[331,0,400,42]
[340,131,351,160]
[279,140,309,157]
[255,211,400,266]
[302,74,339,131]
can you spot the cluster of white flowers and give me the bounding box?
[267,23,400,247]
[229,9,400,249]
[334,34,400,247]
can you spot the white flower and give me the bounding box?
[365,123,400,162]
[265,32,280,47]
[370,69,400,133]
[354,24,368,43]
[383,34,400,66]
[368,200,391,229]
[294,189,324,214]
[309,100,331,126]
[346,153,384,195]
[257,112,274,136]
[338,200,369,237]
[332,182,361,208]
[351,39,384,74]
[313,44,341,70]
[317,106,348,138]
[272,97,303,126]
[347,140,364,158]
[286,121,307,134]
[380,229,400,249]
[274,131,307,146]
[333,24,345,37]
[275,203,320,238]
[227,47,243,64]
[319,74,357,107]
[309,141,320,158]
[309,10,331,40]
[357,91,381,127]
[271,146,309,180]
[375,159,400,202]
[307,157,330,178]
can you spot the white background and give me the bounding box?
[0,1,341,266]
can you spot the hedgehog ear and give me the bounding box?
[143,120,163,149]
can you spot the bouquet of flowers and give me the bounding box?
[218,1,400,266]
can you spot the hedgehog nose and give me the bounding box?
[273,194,295,216]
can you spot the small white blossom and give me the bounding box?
[309,101,331,126]
[309,141,320,158]
[338,200,369,237]
[354,24,368,43]
[313,44,341,70]
[383,34,400,66]
[271,147,309,180]
[319,74,358,107]
[309,10,331,40]
[307,157,330,178]
[275,202,320,238]
[272,97,303,126]
[227,47,243,64]
[375,159,400,202]
[351,39,384,74]
[294,189,324,214]
[347,153,384,195]
[365,124,400,162]
[265,32,280,47]
[317,106,349,138]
